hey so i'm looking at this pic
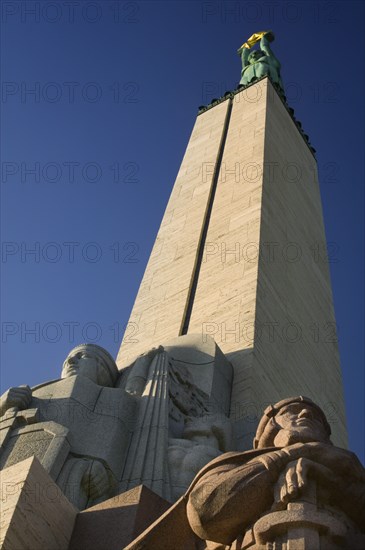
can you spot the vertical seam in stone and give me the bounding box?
[253,79,270,351]
[180,97,234,335]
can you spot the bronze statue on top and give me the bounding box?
[238,30,284,95]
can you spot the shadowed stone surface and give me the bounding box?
[69,485,171,550]
[0,456,77,550]
[118,335,233,501]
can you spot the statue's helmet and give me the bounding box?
[63,343,119,386]
[253,396,331,449]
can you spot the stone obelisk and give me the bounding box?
[117,44,346,450]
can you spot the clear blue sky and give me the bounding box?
[1,1,364,462]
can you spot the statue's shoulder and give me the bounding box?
[205,447,272,468]
[32,378,61,391]
[188,447,278,490]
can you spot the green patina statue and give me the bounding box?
[238,31,284,95]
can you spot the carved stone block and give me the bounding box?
[0,456,77,550]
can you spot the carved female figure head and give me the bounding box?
[61,343,118,387]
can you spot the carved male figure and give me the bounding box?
[186,396,365,548]
[168,413,232,500]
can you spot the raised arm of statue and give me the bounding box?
[260,35,280,67]
[240,47,250,68]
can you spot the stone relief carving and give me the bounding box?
[168,413,232,501]
[1,335,234,509]
[118,335,233,501]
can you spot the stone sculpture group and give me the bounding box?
[1,341,364,549]
[0,336,233,509]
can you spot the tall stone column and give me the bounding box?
[117,99,231,365]
[117,77,347,449]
